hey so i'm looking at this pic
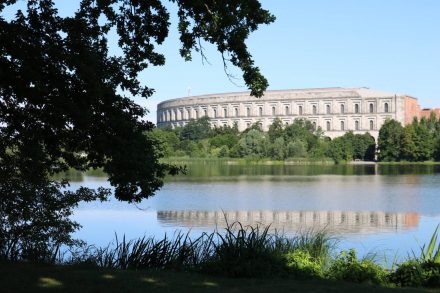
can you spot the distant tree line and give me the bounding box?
[378,113,440,162]
[151,117,376,162]
[152,113,440,163]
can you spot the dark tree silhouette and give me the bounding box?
[0,0,274,260]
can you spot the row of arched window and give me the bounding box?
[159,102,390,122]
[168,119,376,132]
[324,120,375,131]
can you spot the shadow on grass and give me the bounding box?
[1,262,435,293]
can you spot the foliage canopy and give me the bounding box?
[0,0,274,260]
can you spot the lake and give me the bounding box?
[70,163,440,261]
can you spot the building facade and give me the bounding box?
[157,87,431,139]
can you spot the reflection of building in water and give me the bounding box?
[157,210,420,235]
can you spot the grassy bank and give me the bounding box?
[161,156,336,165]
[2,223,440,291]
[163,157,440,167]
[377,161,440,165]
[1,262,432,293]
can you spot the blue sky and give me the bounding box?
[140,0,440,121]
[3,1,439,122]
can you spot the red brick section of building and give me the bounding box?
[404,96,440,124]
[420,108,440,120]
[404,96,421,124]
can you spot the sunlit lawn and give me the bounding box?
[1,262,436,293]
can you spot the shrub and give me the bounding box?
[326,249,388,284]
[218,146,229,158]
[390,260,440,287]
[285,250,322,278]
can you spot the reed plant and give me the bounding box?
[5,221,440,288]
[65,221,335,278]
[201,221,288,277]
[85,232,214,270]
[390,225,440,287]
[417,224,440,263]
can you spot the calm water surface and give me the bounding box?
[71,163,440,260]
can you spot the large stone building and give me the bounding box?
[157,87,436,139]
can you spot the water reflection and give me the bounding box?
[157,210,420,235]
[166,163,440,181]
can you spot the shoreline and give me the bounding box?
[161,157,440,166]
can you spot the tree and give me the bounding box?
[238,129,268,157]
[0,0,274,260]
[327,136,353,162]
[352,133,375,161]
[270,137,286,160]
[148,128,180,157]
[412,119,435,161]
[378,120,403,161]
[401,125,418,161]
[287,140,307,158]
[284,119,318,152]
[180,117,213,141]
[268,118,284,143]
[209,133,239,149]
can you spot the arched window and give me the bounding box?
[340,104,345,114]
[355,104,359,114]
[213,108,217,118]
[355,120,359,130]
[313,105,317,115]
[298,105,303,115]
[224,108,227,117]
[272,106,276,115]
[195,110,199,119]
[285,106,289,115]
[259,107,263,116]
[369,103,374,113]
[384,103,389,113]
[312,122,316,130]
[326,105,330,114]
[326,121,331,131]
[246,107,250,117]
[370,120,374,130]
[235,108,238,117]
[174,110,177,120]
[180,109,183,120]
[204,109,207,117]
[341,121,345,131]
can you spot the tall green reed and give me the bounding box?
[66,220,335,277]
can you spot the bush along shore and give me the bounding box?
[150,115,440,164]
[2,222,439,290]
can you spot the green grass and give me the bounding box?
[1,262,434,293]
[161,156,335,165]
[378,161,440,165]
